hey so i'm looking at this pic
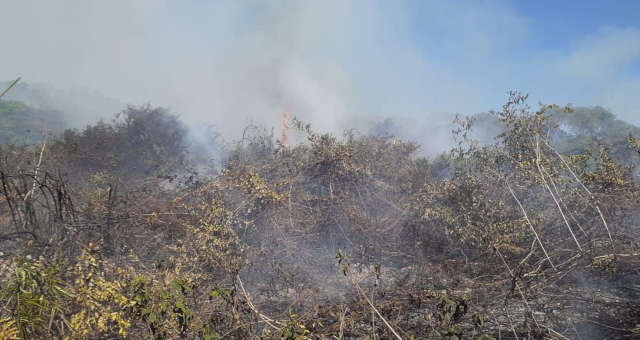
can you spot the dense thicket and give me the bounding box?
[0,92,639,339]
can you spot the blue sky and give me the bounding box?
[401,0,640,119]
[1,0,639,133]
[515,1,640,46]
[514,1,640,81]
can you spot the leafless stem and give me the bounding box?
[536,135,582,251]
[344,268,403,339]
[506,179,556,270]
[237,275,282,330]
[543,140,613,246]
[495,247,540,329]
[0,77,20,99]
[23,140,47,203]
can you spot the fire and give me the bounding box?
[281,110,290,148]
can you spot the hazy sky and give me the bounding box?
[1,0,639,135]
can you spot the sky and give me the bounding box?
[1,0,639,140]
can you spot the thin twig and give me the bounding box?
[536,135,582,251]
[543,140,613,246]
[24,140,47,203]
[338,305,347,340]
[494,247,540,328]
[538,166,582,251]
[506,179,556,270]
[346,271,403,340]
[545,172,589,240]
[0,77,20,99]
[236,275,282,330]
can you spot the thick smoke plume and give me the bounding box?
[3,1,639,149]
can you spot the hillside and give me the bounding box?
[0,100,67,145]
[0,92,639,339]
[0,80,123,129]
[468,105,640,164]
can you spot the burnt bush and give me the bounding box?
[1,93,639,339]
[51,104,188,181]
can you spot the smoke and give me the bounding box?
[1,1,639,148]
[0,80,123,128]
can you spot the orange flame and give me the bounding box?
[281,110,290,148]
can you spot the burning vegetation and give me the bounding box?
[0,85,639,339]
